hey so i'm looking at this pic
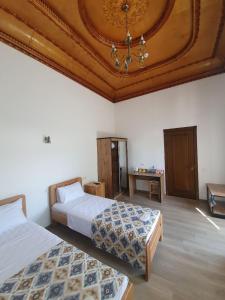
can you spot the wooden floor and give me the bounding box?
[48,193,225,300]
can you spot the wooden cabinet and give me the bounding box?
[97,137,128,199]
[84,181,105,197]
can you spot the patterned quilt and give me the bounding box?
[0,241,127,300]
[91,202,160,273]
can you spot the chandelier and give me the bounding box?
[111,1,149,73]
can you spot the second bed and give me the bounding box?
[49,177,163,281]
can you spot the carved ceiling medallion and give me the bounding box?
[102,0,149,27]
[78,0,175,47]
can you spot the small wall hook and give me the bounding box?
[43,136,51,144]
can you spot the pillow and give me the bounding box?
[0,199,27,235]
[57,182,85,204]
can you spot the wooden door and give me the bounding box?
[164,126,198,199]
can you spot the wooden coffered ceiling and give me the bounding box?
[0,0,225,102]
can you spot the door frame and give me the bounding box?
[163,126,199,200]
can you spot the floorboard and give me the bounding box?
[48,193,225,300]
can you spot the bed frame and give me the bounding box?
[0,194,27,216]
[49,177,163,281]
[0,193,133,300]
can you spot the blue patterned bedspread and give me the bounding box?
[91,201,160,273]
[0,241,127,300]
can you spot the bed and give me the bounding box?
[0,194,133,300]
[49,177,163,281]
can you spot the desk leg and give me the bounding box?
[129,175,135,199]
[207,185,209,204]
[160,175,165,203]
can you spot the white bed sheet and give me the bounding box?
[53,193,160,242]
[0,220,128,300]
[0,221,61,284]
[52,193,115,238]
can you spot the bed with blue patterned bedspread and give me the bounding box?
[0,241,128,300]
[91,201,161,273]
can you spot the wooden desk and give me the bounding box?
[129,172,164,202]
[207,183,225,218]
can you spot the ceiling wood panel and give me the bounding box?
[0,0,224,102]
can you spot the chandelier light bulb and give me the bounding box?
[139,55,144,62]
[111,44,117,53]
[126,32,132,44]
[115,58,120,68]
[140,35,146,45]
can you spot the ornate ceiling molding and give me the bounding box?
[30,0,200,77]
[0,0,224,102]
[212,0,225,57]
[115,0,225,92]
[115,63,224,101]
[0,4,115,90]
[0,30,113,101]
[28,0,118,77]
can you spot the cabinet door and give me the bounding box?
[111,141,120,197]
[97,139,113,198]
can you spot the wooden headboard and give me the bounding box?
[0,194,27,216]
[49,177,82,207]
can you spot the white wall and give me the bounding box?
[115,74,225,199]
[0,43,115,226]
[1,42,225,226]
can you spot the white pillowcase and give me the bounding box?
[0,199,27,235]
[57,182,85,204]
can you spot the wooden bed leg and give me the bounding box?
[145,244,151,281]
[144,264,150,281]
[144,214,163,281]
[159,215,163,241]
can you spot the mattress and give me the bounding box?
[0,220,128,300]
[52,193,116,238]
[0,221,61,283]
